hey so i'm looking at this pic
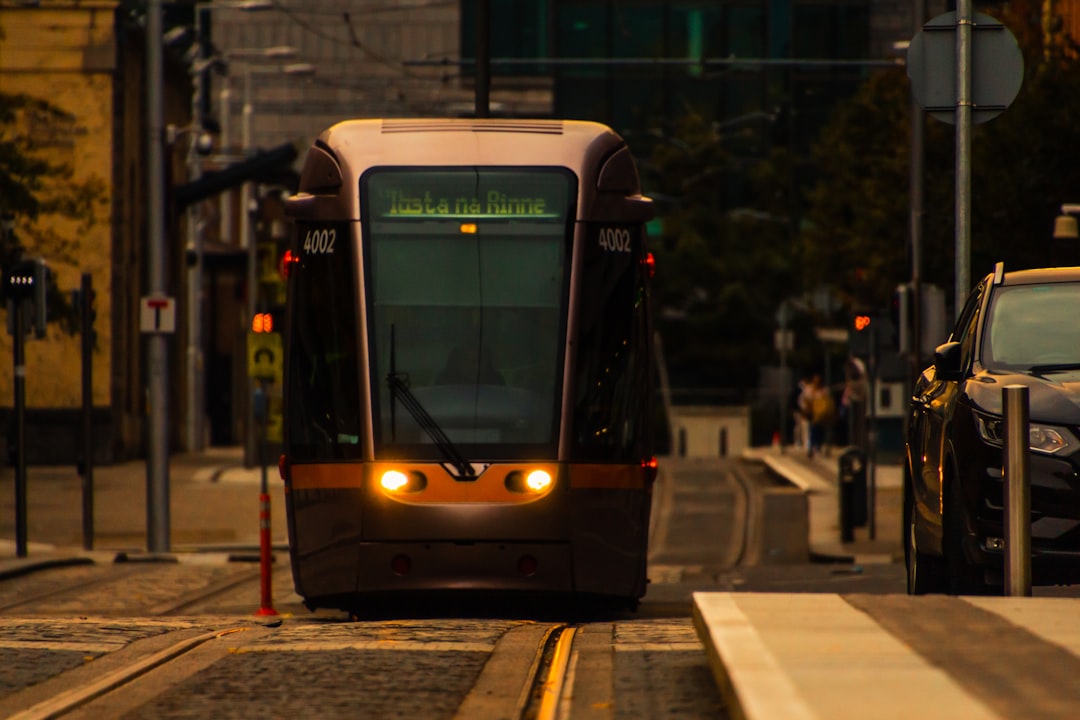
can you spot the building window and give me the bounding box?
[461,0,551,76]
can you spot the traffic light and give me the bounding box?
[4,258,48,338]
[850,310,875,356]
[252,312,274,333]
[849,309,896,356]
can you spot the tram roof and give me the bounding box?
[316,118,629,169]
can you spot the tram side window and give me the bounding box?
[571,223,650,462]
[286,222,362,460]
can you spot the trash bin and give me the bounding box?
[838,448,868,542]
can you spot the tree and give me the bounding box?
[645,113,807,394]
[0,91,107,333]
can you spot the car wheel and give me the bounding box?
[944,471,996,596]
[906,484,946,594]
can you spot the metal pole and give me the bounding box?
[242,65,256,467]
[219,77,233,248]
[867,325,878,540]
[955,0,973,314]
[146,0,171,553]
[1004,385,1032,596]
[186,8,205,453]
[81,273,94,551]
[13,301,27,558]
[910,0,926,371]
[475,0,490,118]
[778,303,789,450]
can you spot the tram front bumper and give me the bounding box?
[353,541,574,593]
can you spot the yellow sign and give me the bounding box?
[248,331,283,384]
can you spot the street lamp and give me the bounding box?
[240,60,315,465]
[217,46,300,266]
[185,0,276,453]
[1053,204,1080,241]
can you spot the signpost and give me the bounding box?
[907,11,1023,317]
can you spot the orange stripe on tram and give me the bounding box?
[567,464,647,489]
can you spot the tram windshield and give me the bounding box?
[364,167,575,459]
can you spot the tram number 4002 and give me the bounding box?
[303,228,337,255]
[598,227,632,253]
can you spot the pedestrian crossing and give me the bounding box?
[693,592,1080,719]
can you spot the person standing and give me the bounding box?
[806,374,835,457]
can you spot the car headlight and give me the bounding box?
[975,414,1079,455]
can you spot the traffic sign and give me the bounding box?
[140,296,176,333]
[907,12,1023,125]
[248,331,283,383]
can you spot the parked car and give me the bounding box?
[906,263,1080,594]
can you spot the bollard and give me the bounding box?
[1003,385,1031,597]
[256,491,278,616]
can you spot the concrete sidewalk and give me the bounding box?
[743,444,903,565]
[693,591,1080,720]
[0,447,287,572]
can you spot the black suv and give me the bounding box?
[906,263,1080,594]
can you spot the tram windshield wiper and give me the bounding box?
[387,325,476,480]
[1029,363,1080,375]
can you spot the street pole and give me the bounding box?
[910,0,925,373]
[147,0,171,553]
[242,64,257,467]
[186,7,206,453]
[219,77,232,251]
[13,300,27,558]
[475,0,490,118]
[955,0,973,314]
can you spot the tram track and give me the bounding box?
[7,628,233,720]
[0,564,153,615]
[0,559,266,617]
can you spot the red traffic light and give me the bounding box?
[252,313,273,333]
[854,315,872,332]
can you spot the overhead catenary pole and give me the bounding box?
[955,0,973,313]
[186,5,206,453]
[146,0,170,553]
[475,0,490,118]
[910,0,925,372]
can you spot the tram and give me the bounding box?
[281,118,657,612]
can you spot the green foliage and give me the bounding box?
[646,113,802,389]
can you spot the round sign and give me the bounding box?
[907,12,1024,125]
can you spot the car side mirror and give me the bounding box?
[933,341,964,382]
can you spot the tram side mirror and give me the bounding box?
[933,341,964,382]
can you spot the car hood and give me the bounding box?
[966,370,1080,424]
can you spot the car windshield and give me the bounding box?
[982,282,1080,371]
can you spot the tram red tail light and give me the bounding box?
[517,555,539,576]
[642,456,659,483]
[280,249,299,279]
[391,554,412,576]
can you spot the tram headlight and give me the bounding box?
[380,470,427,494]
[381,471,409,492]
[505,469,554,495]
[526,470,552,492]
